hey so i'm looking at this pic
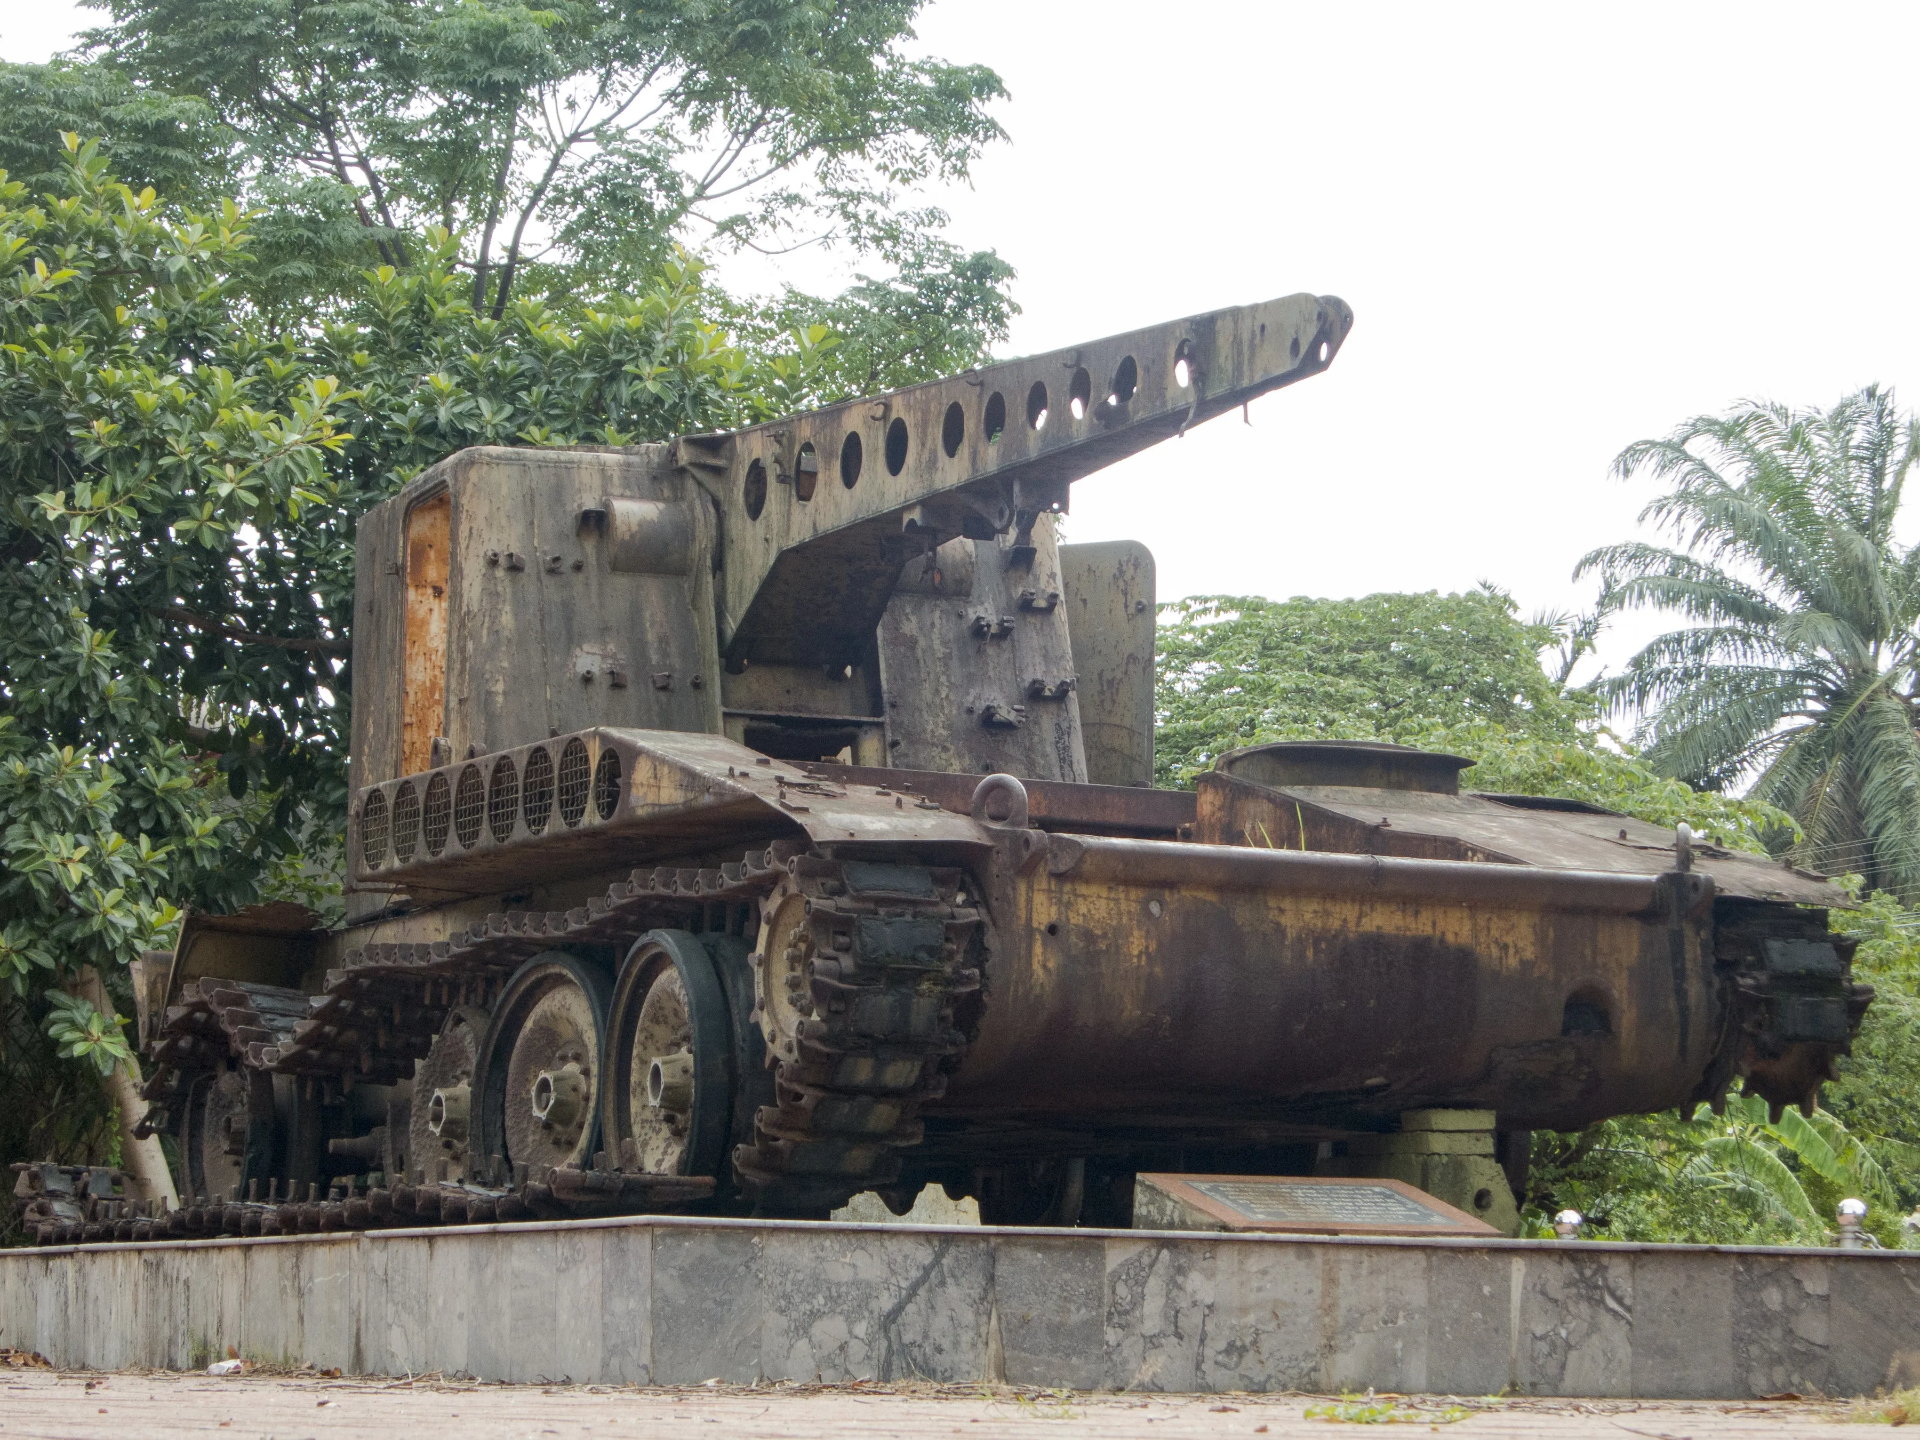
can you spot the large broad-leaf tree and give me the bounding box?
[1578,388,1920,899]
[14,0,1010,328]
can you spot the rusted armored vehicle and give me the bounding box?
[96,291,1867,1244]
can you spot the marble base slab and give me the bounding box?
[4,1216,1919,1397]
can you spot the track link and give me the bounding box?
[735,856,983,1213]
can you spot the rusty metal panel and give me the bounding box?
[350,726,993,895]
[1059,540,1155,787]
[439,447,722,758]
[799,761,1195,837]
[945,832,1712,1135]
[1281,784,1834,905]
[401,491,451,776]
[688,292,1352,667]
[877,515,1087,781]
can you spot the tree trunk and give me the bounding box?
[69,967,179,1210]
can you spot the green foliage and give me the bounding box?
[39,0,1009,322]
[1302,1395,1470,1425]
[1152,588,1794,848]
[731,244,1019,402]
[0,991,121,1245]
[1581,389,1920,899]
[0,139,322,1016]
[1154,589,1586,787]
[1526,1096,1913,1249]
[0,59,237,206]
[41,990,134,1077]
[1821,888,1920,1209]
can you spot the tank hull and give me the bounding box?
[949,836,1710,1135]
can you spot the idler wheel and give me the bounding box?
[182,1069,275,1202]
[408,1006,489,1183]
[475,953,612,1178]
[603,931,733,1179]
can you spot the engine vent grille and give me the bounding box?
[593,748,623,821]
[488,757,519,843]
[360,789,389,870]
[453,764,485,849]
[558,738,591,827]
[392,782,420,864]
[522,745,554,834]
[423,772,452,855]
[352,729,722,886]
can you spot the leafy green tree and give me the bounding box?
[1154,590,1585,783]
[1153,588,1791,847]
[1526,1096,1911,1248]
[68,0,1007,318]
[1579,389,1920,899]
[0,59,236,204]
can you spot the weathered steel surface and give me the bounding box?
[350,727,992,894]
[876,516,1089,781]
[1059,540,1156,788]
[697,292,1352,666]
[799,761,1195,837]
[948,834,1717,1133]
[7,1218,1920,1397]
[1202,741,1836,904]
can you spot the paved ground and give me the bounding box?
[0,1367,1894,1439]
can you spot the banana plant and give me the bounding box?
[1676,1094,1905,1242]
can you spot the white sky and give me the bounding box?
[7,2,1919,690]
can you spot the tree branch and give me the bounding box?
[152,605,350,656]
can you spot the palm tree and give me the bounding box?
[1579,387,1920,898]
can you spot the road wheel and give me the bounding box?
[407,1006,490,1183]
[603,931,733,1180]
[475,953,612,1178]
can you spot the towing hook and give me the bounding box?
[971,772,1030,829]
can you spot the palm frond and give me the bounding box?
[1677,1134,1821,1231]
[1601,387,1920,897]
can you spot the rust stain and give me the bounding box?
[402,492,451,776]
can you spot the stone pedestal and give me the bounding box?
[1320,1108,1521,1236]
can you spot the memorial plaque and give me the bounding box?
[1133,1173,1501,1237]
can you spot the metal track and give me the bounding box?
[11,1161,710,1244]
[734,856,983,1213]
[134,843,983,1223]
